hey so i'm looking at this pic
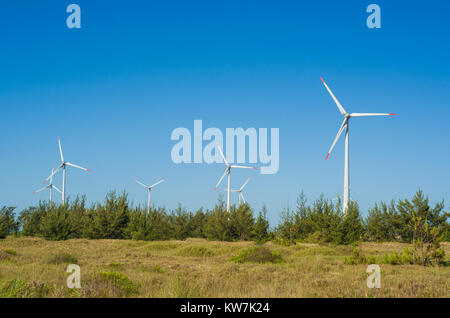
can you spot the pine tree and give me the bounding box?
[0,206,18,239]
[339,201,364,245]
[397,190,448,242]
[254,204,270,242]
[230,204,255,241]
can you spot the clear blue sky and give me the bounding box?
[1,0,449,226]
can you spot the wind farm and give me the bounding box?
[5,80,446,300]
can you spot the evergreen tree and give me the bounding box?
[230,204,255,241]
[171,204,190,240]
[396,190,448,242]
[204,199,233,241]
[339,201,364,245]
[19,203,47,237]
[40,205,73,241]
[254,204,270,242]
[0,206,18,239]
[86,191,130,239]
[188,209,207,238]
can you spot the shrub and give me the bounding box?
[150,264,165,274]
[47,252,78,265]
[344,242,366,265]
[4,249,17,256]
[409,212,446,265]
[108,262,123,269]
[175,246,216,257]
[0,279,51,298]
[230,246,284,264]
[95,272,138,297]
[0,249,18,262]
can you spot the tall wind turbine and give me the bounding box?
[223,177,251,206]
[320,77,396,214]
[33,167,62,204]
[134,178,166,214]
[44,137,91,204]
[214,143,256,212]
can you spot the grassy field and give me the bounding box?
[0,237,448,298]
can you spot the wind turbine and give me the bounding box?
[223,177,251,206]
[33,167,62,204]
[214,143,257,212]
[134,178,166,214]
[44,136,91,204]
[320,77,395,214]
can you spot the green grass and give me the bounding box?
[0,237,448,298]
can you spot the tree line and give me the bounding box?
[0,190,448,244]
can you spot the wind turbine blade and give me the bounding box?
[44,165,62,184]
[230,165,257,170]
[52,185,62,194]
[33,186,48,194]
[350,113,396,117]
[214,168,228,190]
[240,177,251,191]
[241,193,246,204]
[320,77,347,115]
[134,179,150,188]
[215,142,229,166]
[150,178,166,188]
[58,136,64,162]
[325,118,347,160]
[66,162,90,171]
[50,167,54,184]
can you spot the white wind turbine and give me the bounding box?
[214,143,257,212]
[44,136,91,204]
[134,178,166,214]
[223,177,251,206]
[321,77,396,214]
[33,167,62,204]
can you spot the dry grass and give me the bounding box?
[0,237,448,298]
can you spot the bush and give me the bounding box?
[0,279,51,298]
[150,264,165,274]
[95,272,138,297]
[47,252,78,265]
[344,242,366,265]
[108,262,123,269]
[409,212,446,265]
[230,246,284,264]
[175,246,216,257]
